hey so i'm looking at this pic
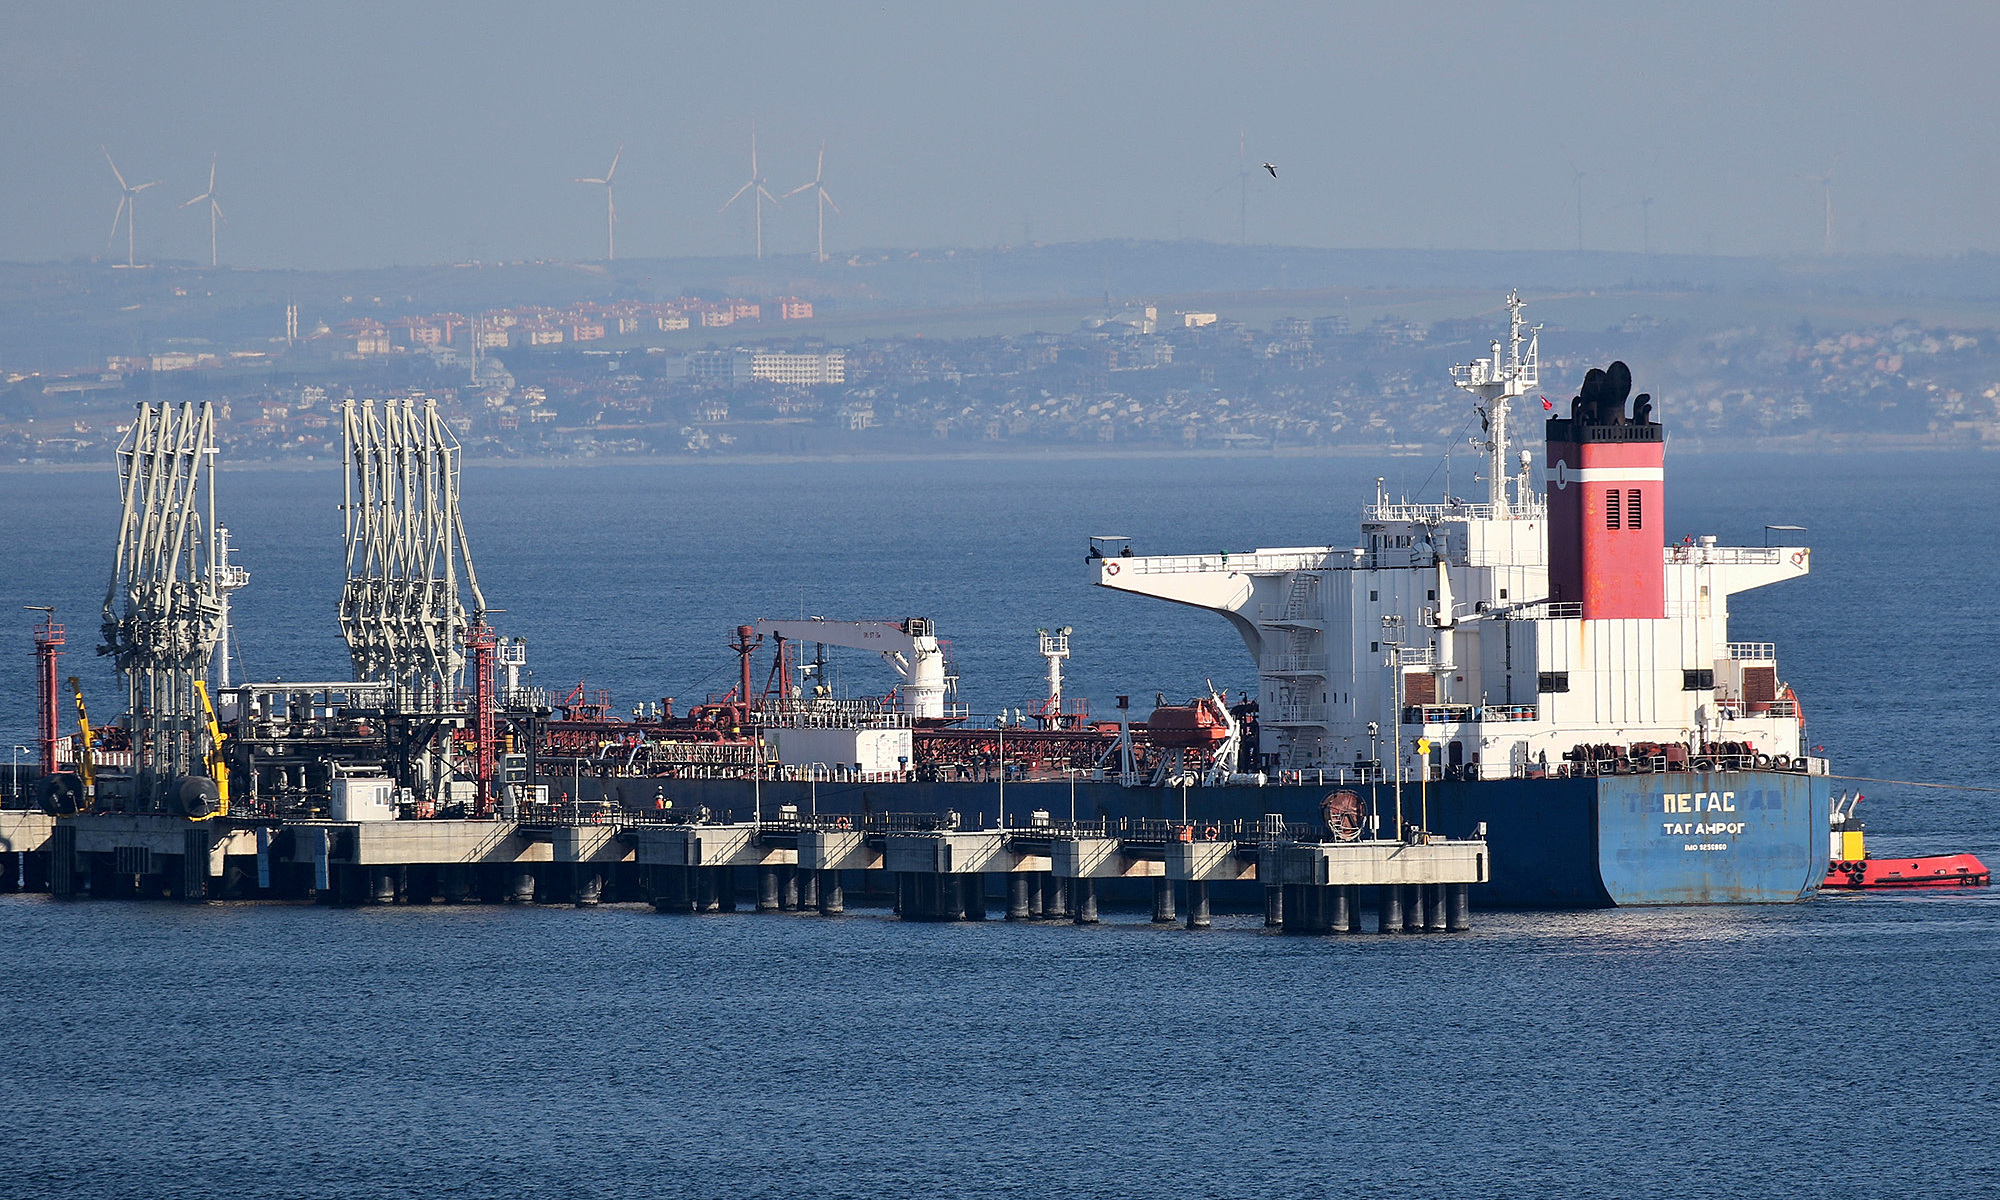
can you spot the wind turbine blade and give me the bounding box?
[207,154,217,193]
[102,146,128,189]
[575,176,606,185]
[108,197,127,247]
[180,193,208,208]
[758,185,781,206]
[133,180,161,193]
[782,180,815,199]
[821,189,840,215]
[720,180,754,212]
[605,145,622,182]
[211,200,225,222]
[816,141,826,178]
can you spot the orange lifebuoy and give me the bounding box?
[1202,825,1219,841]
[1105,561,1121,576]
[1790,550,1807,567]
[834,814,851,829]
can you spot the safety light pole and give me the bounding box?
[9,745,28,806]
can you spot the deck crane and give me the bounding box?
[752,617,953,718]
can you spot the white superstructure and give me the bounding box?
[1096,294,1814,783]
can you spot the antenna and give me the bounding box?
[574,144,622,261]
[102,146,161,268]
[720,123,781,259]
[783,140,840,264]
[179,153,224,268]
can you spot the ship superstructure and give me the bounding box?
[1095,293,1817,787]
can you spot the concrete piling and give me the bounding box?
[1446,883,1471,932]
[779,865,800,911]
[1264,884,1284,928]
[1329,884,1351,933]
[798,868,819,911]
[716,868,738,911]
[1402,883,1424,932]
[575,869,603,907]
[819,870,844,915]
[1074,877,1099,924]
[1186,880,1211,929]
[758,866,780,911]
[1378,882,1403,933]
[1043,874,1069,920]
[1007,873,1031,919]
[1426,884,1448,932]
[1152,876,1176,924]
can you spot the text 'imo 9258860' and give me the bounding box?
[1095,292,1831,905]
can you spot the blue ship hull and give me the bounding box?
[566,769,1830,908]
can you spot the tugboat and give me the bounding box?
[1823,793,1991,889]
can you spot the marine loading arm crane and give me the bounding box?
[752,617,952,718]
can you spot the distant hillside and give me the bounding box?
[5,241,2000,373]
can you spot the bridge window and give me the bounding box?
[1682,668,1715,691]
[1537,671,1569,693]
[1605,488,1621,530]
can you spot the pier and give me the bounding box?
[0,809,1485,933]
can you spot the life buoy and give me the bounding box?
[1790,550,1808,568]
[1201,825,1220,841]
[834,815,850,830]
[1105,561,1120,576]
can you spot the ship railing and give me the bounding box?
[1497,601,1582,620]
[1365,499,1547,524]
[1270,704,1329,725]
[1665,545,1788,566]
[1265,655,1328,674]
[1275,766,1389,786]
[1403,704,1538,726]
[1119,551,1333,575]
[1726,642,1776,661]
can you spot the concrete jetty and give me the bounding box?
[0,809,1487,933]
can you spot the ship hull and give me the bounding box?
[556,769,1830,909]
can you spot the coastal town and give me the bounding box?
[5,289,1999,464]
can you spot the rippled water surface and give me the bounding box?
[1,449,1997,1196]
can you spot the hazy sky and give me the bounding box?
[3,2,1996,269]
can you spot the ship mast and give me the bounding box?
[1450,290,1540,519]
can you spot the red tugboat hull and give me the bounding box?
[1824,854,1991,889]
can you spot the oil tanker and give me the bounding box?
[514,294,1830,906]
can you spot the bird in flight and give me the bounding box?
[1262,162,1277,177]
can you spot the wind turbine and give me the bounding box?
[574,144,622,261]
[720,124,781,259]
[1559,144,1586,254]
[783,140,839,263]
[1209,129,1256,245]
[180,153,224,267]
[102,146,161,268]
[1794,153,1839,254]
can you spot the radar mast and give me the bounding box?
[1450,290,1540,519]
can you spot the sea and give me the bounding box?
[1,448,1996,1198]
